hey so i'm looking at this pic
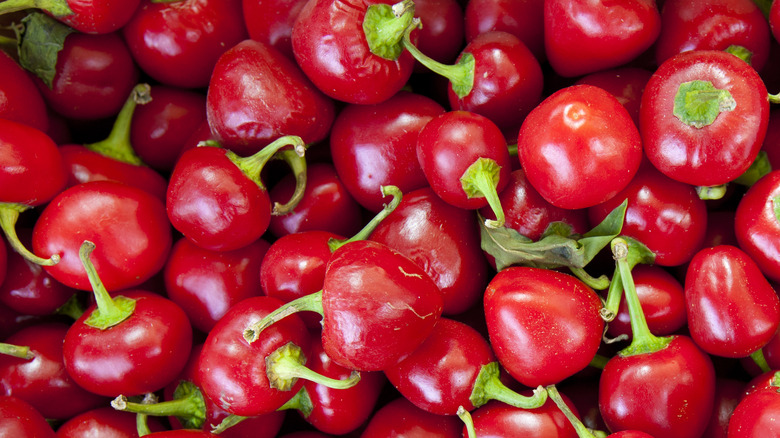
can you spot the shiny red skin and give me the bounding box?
[301,338,386,435]
[122,0,247,88]
[268,163,363,238]
[52,0,140,34]
[0,50,49,132]
[599,336,716,437]
[685,245,780,358]
[321,239,443,371]
[606,264,687,340]
[588,164,708,267]
[517,84,643,210]
[704,378,745,438]
[242,0,308,60]
[55,407,167,438]
[197,296,311,417]
[206,39,335,155]
[32,180,172,291]
[484,266,604,387]
[166,146,270,252]
[128,85,207,172]
[417,110,511,210]
[0,323,107,420]
[63,290,193,397]
[544,0,661,77]
[574,67,653,127]
[34,32,139,121]
[163,236,270,333]
[413,0,465,67]
[259,230,338,329]
[447,31,544,136]
[656,0,771,72]
[329,91,443,213]
[467,397,578,438]
[59,144,169,201]
[479,168,589,242]
[734,170,780,283]
[0,119,66,206]
[0,395,56,438]
[359,397,462,438]
[291,0,415,105]
[464,0,545,61]
[640,50,769,187]
[727,385,780,437]
[370,187,489,315]
[384,318,494,415]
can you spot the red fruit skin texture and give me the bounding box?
[55,407,167,438]
[0,395,56,438]
[291,0,415,105]
[684,245,780,358]
[122,0,248,89]
[242,0,307,60]
[0,50,49,132]
[359,397,463,438]
[321,240,444,371]
[206,39,335,155]
[599,336,716,438]
[467,397,578,438]
[53,0,141,34]
[464,0,545,61]
[483,266,604,388]
[727,387,780,437]
[735,170,780,283]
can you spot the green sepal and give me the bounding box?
[278,386,314,417]
[363,0,415,60]
[673,80,736,128]
[461,157,505,228]
[172,381,207,430]
[84,295,136,330]
[449,52,475,99]
[479,199,627,273]
[470,362,547,410]
[725,45,753,65]
[17,12,74,88]
[734,151,771,187]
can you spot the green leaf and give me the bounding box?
[673,80,736,128]
[17,12,74,89]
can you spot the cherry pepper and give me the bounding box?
[244,187,445,372]
[599,238,715,438]
[166,135,307,252]
[0,0,140,34]
[0,118,66,267]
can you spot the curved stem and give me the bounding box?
[568,267,610,290]
[458,406,476,438]
[470,362,547,409]
[135,393,158,437]
[461,157,505,228]
[277,386,313,417]
[84,83,150,166]
[734,151,772,187]
[266,342,361,391]
[226,135,305,190]
[243,291,323,343]
[111,381,206,430]
[328,185,403,251]
[601,266,623,322]
[0,203,60,266]
[0,0,73,16]
[271,147,307,216]
[751,349,772,374]
[546,385,597,438]
[79,240,136,330]
[211,414,249,435]
[0,342,33,359]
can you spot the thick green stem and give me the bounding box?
[461,157,505,228]
[55,292,84,321]
[470,362,547,409]
[135,393,158,437]
[363,0,415,60]
[226,135,306,190]
[751,349,772,374]
[0,342,33,359]
[601,266,623,322]
[84,83,150,166]
[734,151,772,187]
[271,147,307,216]
[696,184,728,200]
[0,0,73,17]
[546,385,597,438]
[244,291,323,343]
[0,203,60,266]
[401,18,474,98]
[568,267,610,291]
[79,240,136,330]
[612,238,672,356]
[265,342,361,391]
[328,185,403,251]
[458,406,476,438]
[111,381,206,430]
[588,354,609,370]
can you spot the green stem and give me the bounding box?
[506,143,517,157]
[210,414,249,434]
[271,147,308,216]
[79,240,136,330]
[111,381,206,430]
[328,185,403,252]
[226,135,306,190]
[363,0,415,60]
[769,92,780,105]
[470,362,548,409]
[612,238,672,356]
[0,203,60,266]
[277,386,313,417]
[265,342,361,391]
[0,0,73,17]
[0,342,33,359]
[243,291,323,343]
[546,385,597,438]
[601,265,623,322]
[751,349,772,374]
[55,292,84,321]
[458,406,476,438]
[696,184,728,200]
[84,83,150,166]
[734,151,772,187]
[135,393,158,437]
[461,157,505,228]
[401,19,474,98]
[568,267,610,291]
[588,354,609,370]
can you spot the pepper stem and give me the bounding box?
[0,342,33,359]
[546,385,600,438]
[328,185,403,251]
[271,147,308,216]
[458,406,477,438]
[210,414,249,435]
[134,393,158,437]
[0,203,60,266]
[600,266,623,322]
[0,0,73,17]
[695,184,727,200]
[225,135,306,191]
[266,342,361,391]
[79,240,136,330]
[363,0,415,60]
[83,83,150,166]
[461,157,505,228]
[111,381,206,430]
[243,291,323,343]
[751,349,772,374]
[277,386,314,417]
[470,362,548,409]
